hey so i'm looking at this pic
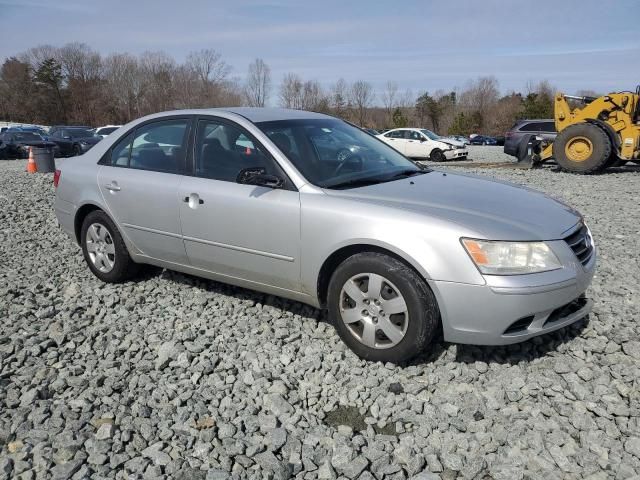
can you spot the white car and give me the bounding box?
[378,128,468,162]
[94,125,122,138]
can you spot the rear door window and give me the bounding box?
[110,132,134,166]
[519,123,541,132]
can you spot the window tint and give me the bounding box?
[388,130,405,139]
[540,122,556,132]
[409,131,422,140]
[129,120,189,173]
[195,119,274,182]
[111,132,133,166]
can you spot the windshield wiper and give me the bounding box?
[384,169,428,180]
[325,176,389,189]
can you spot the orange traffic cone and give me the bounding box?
[26,147,37,173]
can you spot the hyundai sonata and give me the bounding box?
[54,108,595,362]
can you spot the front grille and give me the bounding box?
[503,315,535,335]
[543,296,588,327]
[564,223,594,266]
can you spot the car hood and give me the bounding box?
[323,171,581,240]
[438,139,465,148]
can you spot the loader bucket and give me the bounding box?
[516,134,543,168]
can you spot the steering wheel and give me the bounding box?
[333,149,363,176]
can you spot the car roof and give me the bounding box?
[384,127,425,132]
[137,107,334,124]
[515,119,554,124]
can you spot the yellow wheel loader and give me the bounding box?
[522,86,640,173]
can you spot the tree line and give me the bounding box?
[1,42,580,135]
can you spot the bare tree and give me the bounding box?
[279,73,303,109]
[330,78,349,117]
[349,80,374,126]
[459,76,499,130]
[185,49,230,84]
[244,58,271,107]
[381,81,398,122]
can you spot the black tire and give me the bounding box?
[553,123,611,173]
[327,252,439,363]
[80,210,139,283]
[73,144,83,156]
[430,149,446,162]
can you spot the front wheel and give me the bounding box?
[73,144,83,156]
[553,123,611,173]
[327,252,440,363]
[430,149,446,162]
[81,210,139,283]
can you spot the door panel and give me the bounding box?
[96,117,191,264]
[179,117,301,291]
[97,166,188,264]
[384,132,407,154]
[179,177,301,290]
[405,131,426,157]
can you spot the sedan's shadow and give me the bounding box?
[152,268,327,321]
[143,267,591,367]
[405,315,590,367]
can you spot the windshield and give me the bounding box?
[256,119,423,189]
[14,132,42,141]
[67,128,94,138]
[420,129,440,140]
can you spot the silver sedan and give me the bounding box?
[54,108,596,362]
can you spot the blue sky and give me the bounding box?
[1,0,638,100]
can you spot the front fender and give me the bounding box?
[299,193,486,300]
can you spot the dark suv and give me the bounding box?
[504,119,556,157]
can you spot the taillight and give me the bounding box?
[53,169,61,188]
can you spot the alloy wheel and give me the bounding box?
[339,273,409,349]
[86,223,115,273]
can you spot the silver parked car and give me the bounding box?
[54,108,596,362]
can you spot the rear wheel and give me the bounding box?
[430,149,446,162]
[81,210,139,283]
[553,123,611,173]
[327,252,439,363]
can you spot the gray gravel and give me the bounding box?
[1,157,639,480]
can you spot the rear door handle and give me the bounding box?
[105,183,120,192]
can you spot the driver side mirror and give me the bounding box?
[419,137,426,142]
[236,167,284,189]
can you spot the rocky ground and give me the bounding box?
[0,156,639,480]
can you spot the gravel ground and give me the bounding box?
[1,157,639,480]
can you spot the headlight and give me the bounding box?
[461,238,561,275]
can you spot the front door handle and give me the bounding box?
[105,183,120,192]
[183,193,204,209]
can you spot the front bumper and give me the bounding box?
[432,239,596,345]
[444,148,468,160]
